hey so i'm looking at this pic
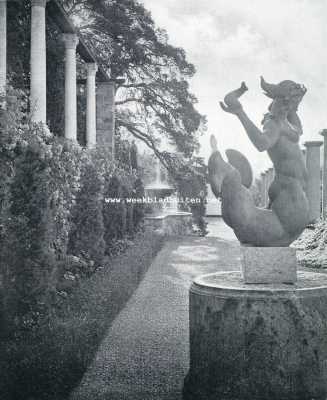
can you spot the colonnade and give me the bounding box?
[0,0,114,150]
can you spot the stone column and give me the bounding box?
[263,171,269,207]
[268,167,274,186]
[320,129,327,218]
[267,167,274,207]
[62,33,79,141]
[86,63,98,148]
[302,148,306,161]
[30,0,48,123]
[260,172,266,207]
[0,0,7,97]
[96,81,116,157]
[304,141,323,222]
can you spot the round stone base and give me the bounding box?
[183,271,327,400]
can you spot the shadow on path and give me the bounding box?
[70,221,240,400]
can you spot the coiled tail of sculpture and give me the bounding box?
[208,135,303,246]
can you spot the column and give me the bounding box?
[320,129,327,218]
[260,172,266,207]
[62,33,79,141]
[30,0,48,123]
[268,167,274,185]
[96,81,116,157]
[304,141,323,222]
[86,63,98,148]
[302,148,306,161]
[0,0,6,97]
[264,170,269,207]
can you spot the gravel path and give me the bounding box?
[70,218,240,400]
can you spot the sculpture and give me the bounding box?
[208,77,309,246]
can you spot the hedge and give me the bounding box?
[0,89,151,399]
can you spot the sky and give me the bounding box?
[141,0,327,174]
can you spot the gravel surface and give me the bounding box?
[70,218,240,400]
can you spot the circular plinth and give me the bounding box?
[183,271,327,400]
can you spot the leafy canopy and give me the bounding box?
[62,0,206,168]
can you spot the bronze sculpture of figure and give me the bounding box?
[208,77,309,246]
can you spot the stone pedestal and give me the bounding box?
[241,246,297,284]
[184,271,327,400]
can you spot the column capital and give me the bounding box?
[320,129,327,138]
[62,33,79,50]
[86,63,98,76]
[31,0,49,7]
[304,140,323,148]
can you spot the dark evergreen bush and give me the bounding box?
[68,151,106,266]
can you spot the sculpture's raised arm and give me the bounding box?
[220,82,280,152]
[236,109,280,152]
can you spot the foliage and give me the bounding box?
[137,151,157,185]
[293,221,327,269]
[0,88,144,336]
[2,122,82,330]
[173,156,208,235]
[7,0,31,91]
[0,88,153,400]
[68,149,106,265]
[61,0,206,169]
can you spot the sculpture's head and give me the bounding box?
[261,76,306,112]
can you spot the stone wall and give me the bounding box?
[145,212,193,236]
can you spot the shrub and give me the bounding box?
[294,221,327,269]
[68,149,106,266]
[174,158,208,236]
[1,122,82,331]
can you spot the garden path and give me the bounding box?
[70,218,240,400]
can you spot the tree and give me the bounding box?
[62,0,206,170]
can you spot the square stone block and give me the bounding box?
[241,246,297,284]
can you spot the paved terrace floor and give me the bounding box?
[70,218,240,400]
